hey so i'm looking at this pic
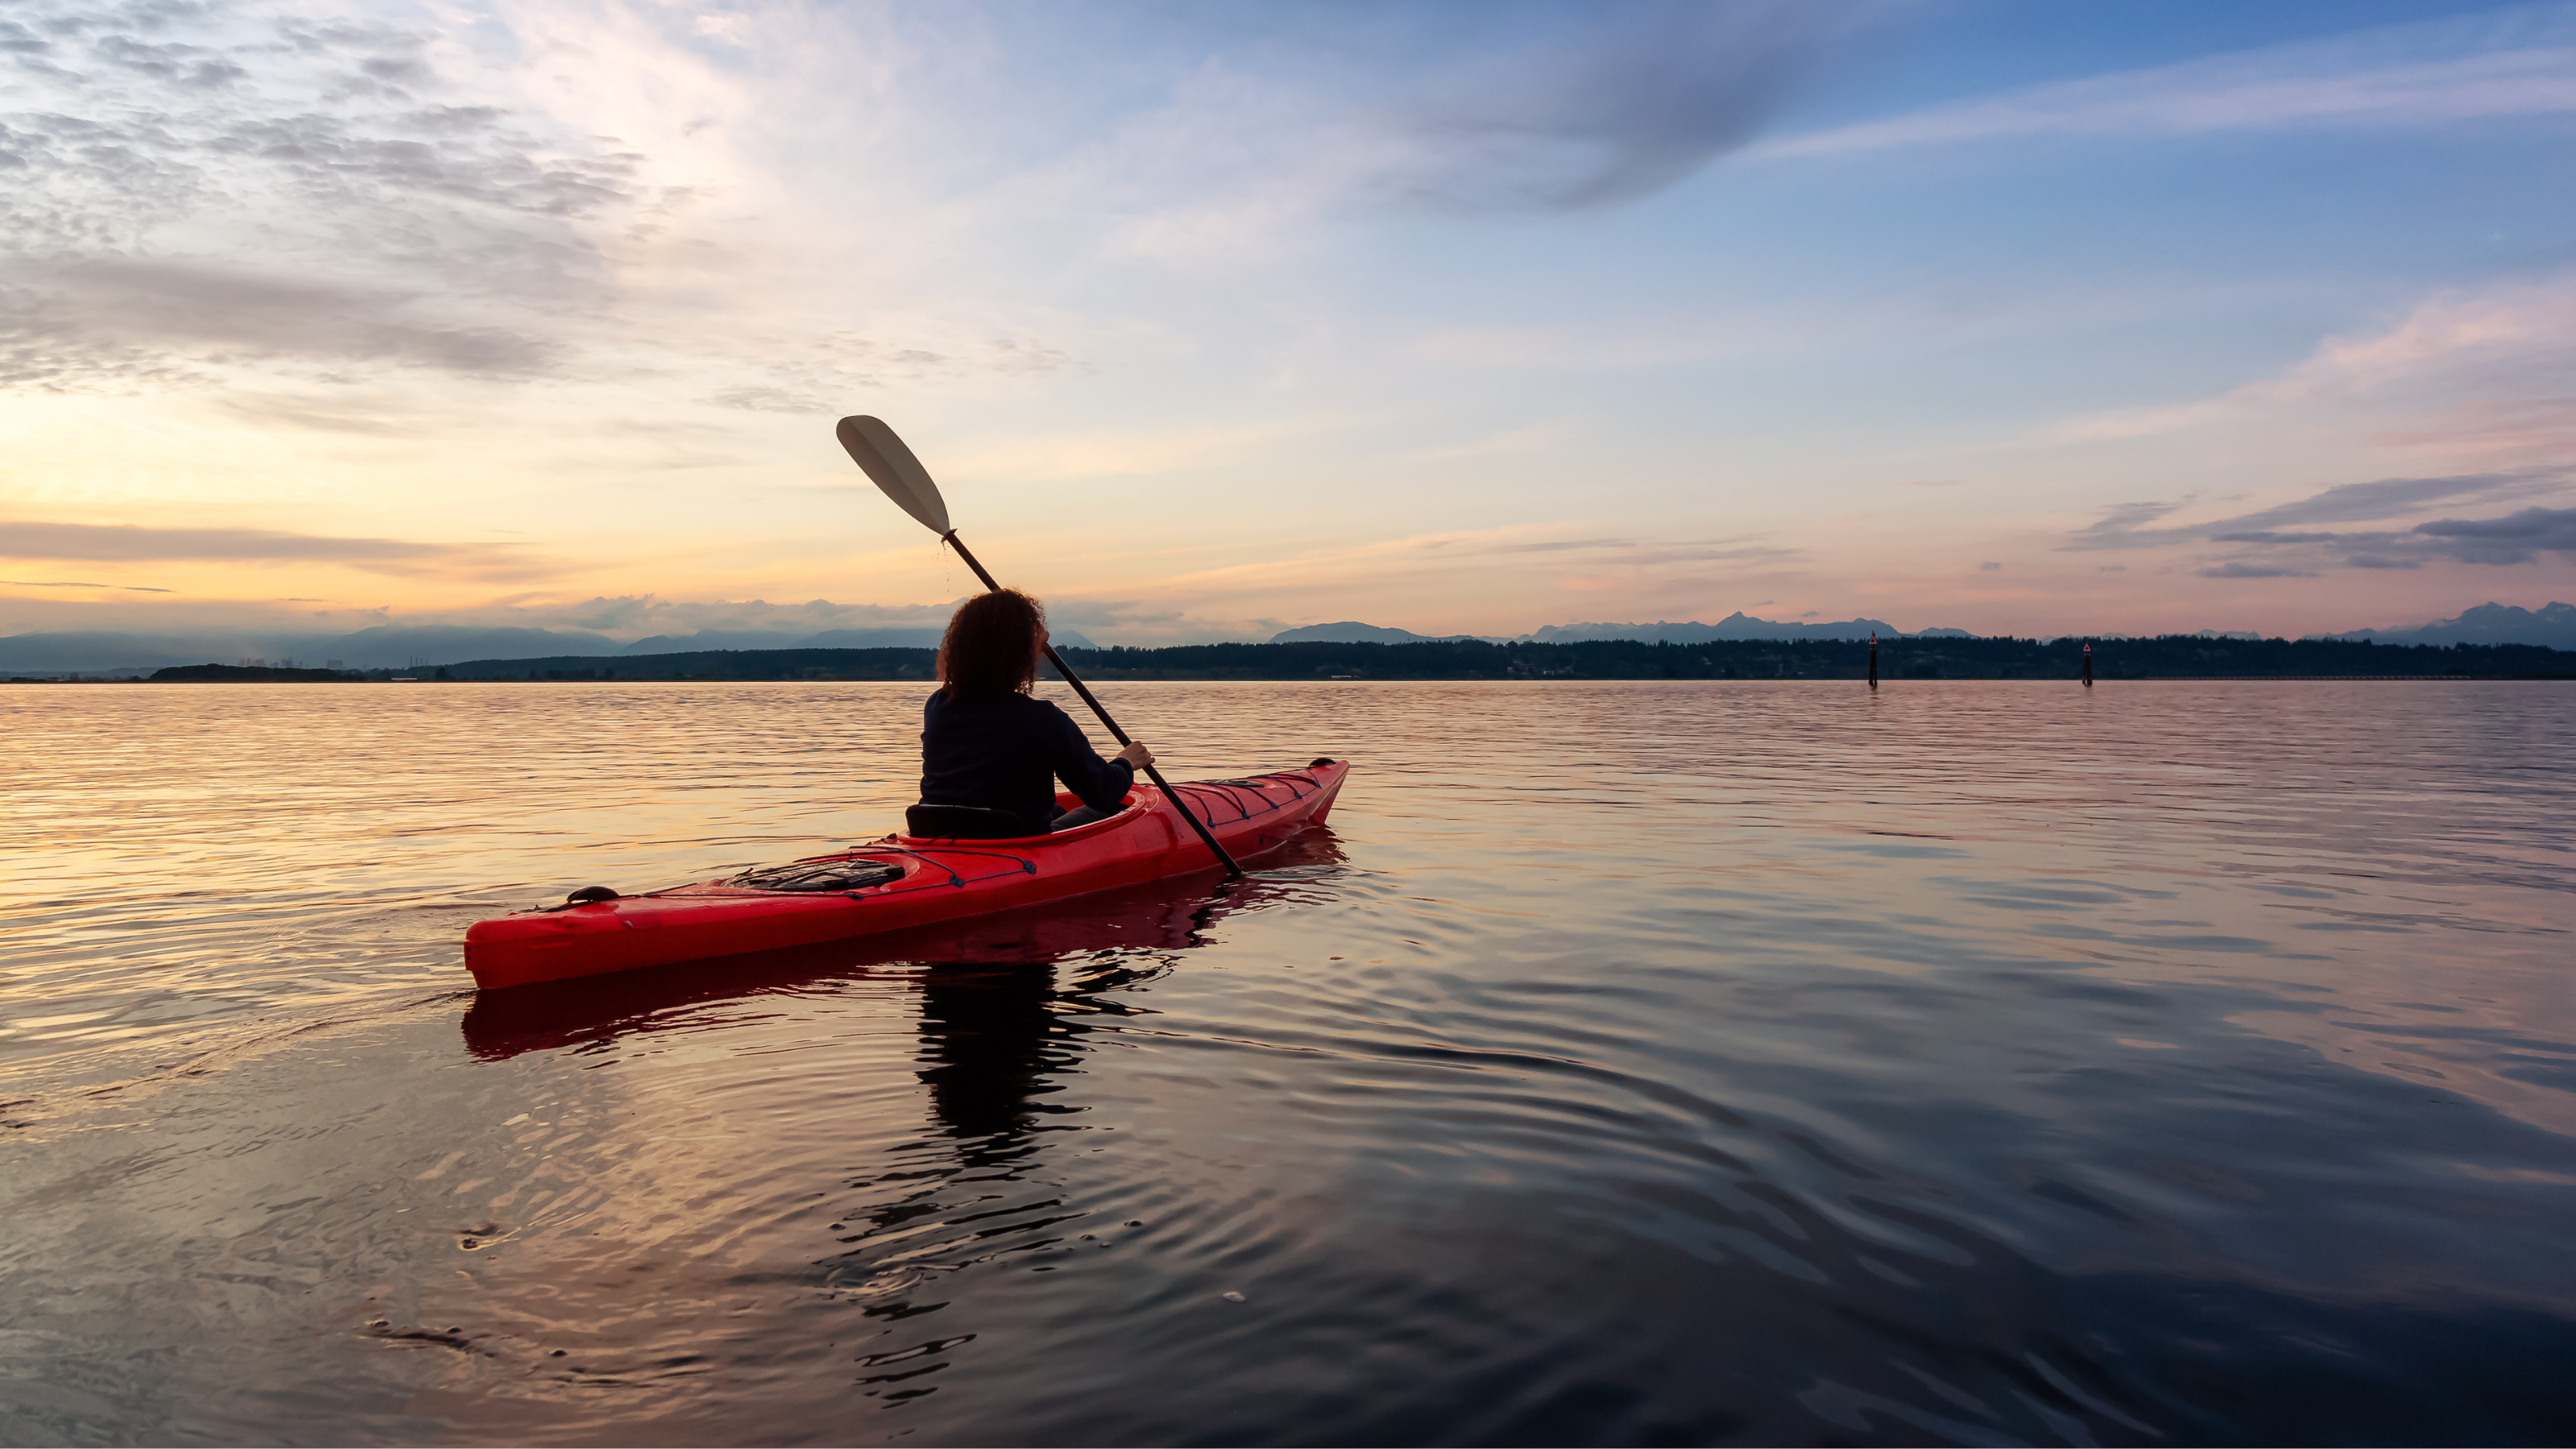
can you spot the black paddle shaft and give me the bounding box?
[942,532,1244,878]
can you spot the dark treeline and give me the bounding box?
[142,663,360,682]
[291,635,2576,683]
[1069,637,2574,680]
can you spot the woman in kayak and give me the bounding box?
[914,589,1152,838]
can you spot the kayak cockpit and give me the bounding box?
[896,790,1150,846]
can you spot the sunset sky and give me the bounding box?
[5,0,2574,645]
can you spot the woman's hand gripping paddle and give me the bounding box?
[836,415,1246,879]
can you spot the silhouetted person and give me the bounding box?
[915,590,1153,838]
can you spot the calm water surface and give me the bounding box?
[4,680,2574,1446]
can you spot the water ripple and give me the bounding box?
[4,680,2574,1444]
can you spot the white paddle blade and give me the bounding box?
[836,415,953,536]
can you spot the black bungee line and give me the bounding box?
[1166,767,1322,826]
[1131,765,1327,835]
[1173,779,1297,823]
[1169,785,1257,825]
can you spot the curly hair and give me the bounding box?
[936,589,1046,700]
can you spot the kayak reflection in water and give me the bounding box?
[458,830,1345,1063]
[915,590,1153,840]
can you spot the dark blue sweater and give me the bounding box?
[919,690,1134,832]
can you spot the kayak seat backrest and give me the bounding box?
[905,803,1035,840]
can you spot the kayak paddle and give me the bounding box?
[835,414,1246,879]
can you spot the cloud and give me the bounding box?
[2215,471,2569,533]
[708,385,830,414]
[0,0,651,394]
[2065,476,2576,576]
[488,594,955,638]
[0,258,562,391]
[692,13,753,47]
[220,390,426,434]
[2413,504,2576,563]
[2196,561,2314,579]
[2066,470,2570,551]
[0,519,560,580]
[0,288,212,392]
[1473,533,1804,568]
[1758,7,2576,160]
[703,334,1079,414]
[2063,498,2194,548]
[1092,0,1876,260]
[2056,272,2576,445]
[1,7,645,251]
[0,578,178,592]
[1978,561,2001,571]
[2372,396,2576,465]
[1164,522,1806,604]
[453,591,1266,649]
[7,520,452,563]
[1,0,1092,415]
[1371,0,1867,214]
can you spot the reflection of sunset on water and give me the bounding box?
[5,680,2574,1442]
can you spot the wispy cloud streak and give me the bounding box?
[1759,6,2576,159]
[2057,274,2576,446]
[2062,471,2576,575]
[1,519,562,581]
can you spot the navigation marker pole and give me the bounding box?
[834,415,1244,880]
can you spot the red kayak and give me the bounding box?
[464,760,1349,990]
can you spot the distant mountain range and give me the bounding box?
[7,602,2569,675]
[2313,601,2576,651]
[1269,613,1975,646]
[1267,622,1511,644]
[1270,603,2576,650]
[0,623,1093,675]
[617,626,1104,652]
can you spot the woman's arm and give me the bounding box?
[1039,703,1140,815]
